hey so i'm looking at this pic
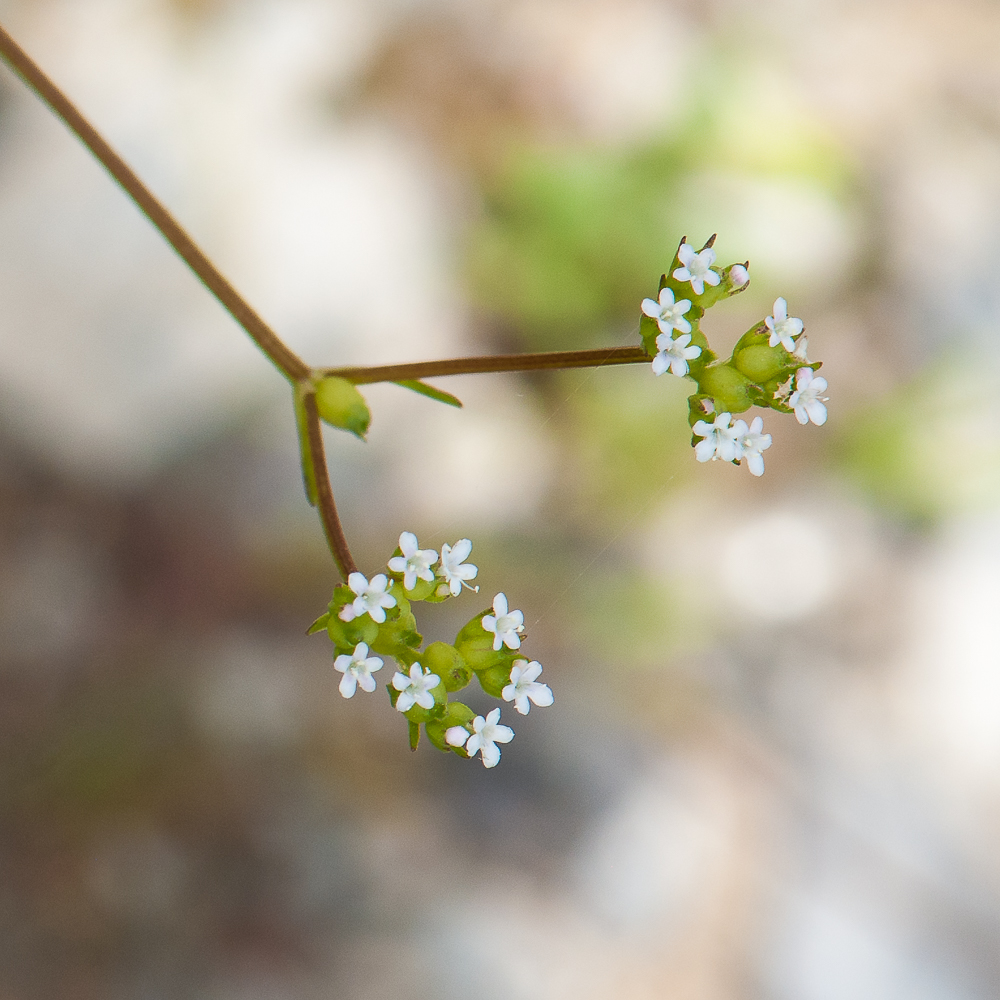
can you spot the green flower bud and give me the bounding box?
[477,661,514,699]
[454,609,519,672]
[315,377,371,440]
[733,344,791,383]
[421,641,472,692]
[696,363,753,414]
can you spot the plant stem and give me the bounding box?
[0,22,310,383]
[321,345,650,384]
[303,393,358,578]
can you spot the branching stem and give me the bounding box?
[0,23,309,383]
[322,345,649,384]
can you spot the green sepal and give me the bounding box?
[454,609,523,673]
[387,675,447,724]
[639,310,660,357]
[425,701,476,754]
[408,720,421,751]
[421,641,473,692]
[477,660,516,699]
[393,379,463,408]
[695,363,753,414]
[314,377,371,440]
[307,611,330,635]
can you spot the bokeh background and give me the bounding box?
[2,0,1000,997]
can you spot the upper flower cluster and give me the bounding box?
[314,531,553,768]
[638,238,828,478]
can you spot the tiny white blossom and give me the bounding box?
[792,335,809,362]
[333,642,383,699]
[728,263,749,289]
[765,297,804,352]
[652,331,701,377]
[692,412,739,463]
[464,708,515,768]
[438,538,479,597]
[392,662,440,712]
[502,659,554,715]
[339,572,396,624]
[641,287,692,337]
[733,416,772,477]
[482,593,524,651]
[672,243,721,296]
[788,367,829,426]
[387,531,438,590]
[445,725,470,748]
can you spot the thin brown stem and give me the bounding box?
[321,345,650,384]
[303,393,358,579]
[0,23,310,382]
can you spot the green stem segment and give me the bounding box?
[322,345,650,384]
[0,22,310,383]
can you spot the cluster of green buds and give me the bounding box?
[640,236,830,475]
[309,533,552,767]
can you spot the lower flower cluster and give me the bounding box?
[311,533,553,767]
[640,237,830,477]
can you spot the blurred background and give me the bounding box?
[2,0,1000,996]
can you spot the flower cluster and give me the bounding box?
[638,237,829,477]
[311,532,553,767]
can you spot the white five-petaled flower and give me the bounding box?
[733,416,773,477]
[333,642,383,699]
[672,243,721,296]
[438,538,479,596]
[387,531,438,591]
[641,287,692,337]
[392,662,441,712]
[502,660,554,715]
[692,412,739,463]
[652,331,701,377]
[450,708,515,768]
[788,367,829,426]
[482,593,524,651]
[339,572,397,623]
[765,297,804,352]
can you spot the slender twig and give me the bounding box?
[321,345,650,384]
[0,23,309,382]
[303,394,358,578]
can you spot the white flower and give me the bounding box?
[391,662,441,712]
[641,287,692,337]
[765,297,804,352]
[733,416,772,477]
[792,335,809,362]
[445,725,471,748]
[728,263,749,289]
[387,531,438,590]
[692,412,739,463]
[333,642,383,698]
[788,367,829,426]
[339,572,396,624]
[502,660,554,715]
[672,243,721,296]
[438,538,479,597]
[482,593,524,651]
[464,708,515,768]
[652,331,701,377]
